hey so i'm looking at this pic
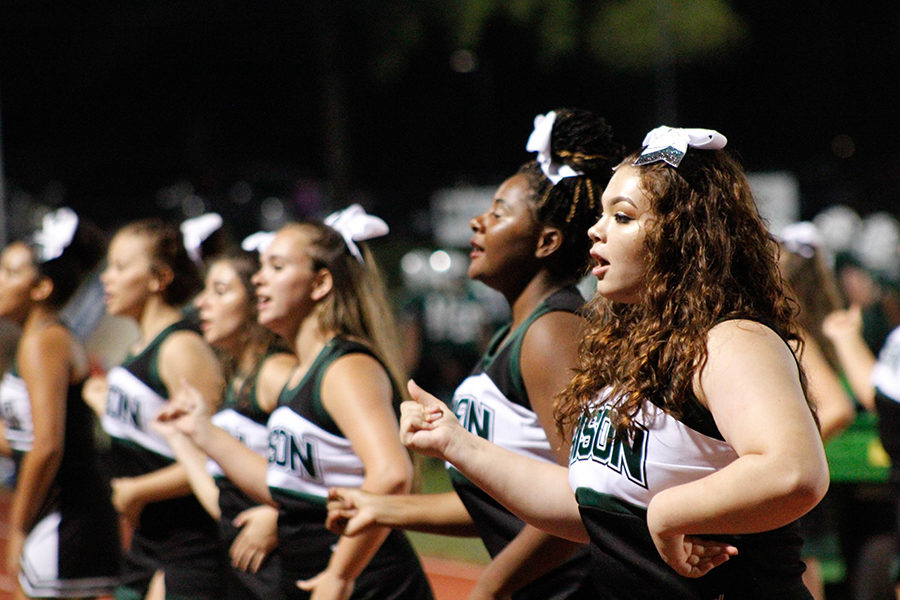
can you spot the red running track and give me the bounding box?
[0,488,479,600]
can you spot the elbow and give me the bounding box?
[30,443,64,469]
[366,461,414,495]
[780,458,830,517]
[818,403,856,442]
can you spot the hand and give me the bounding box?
[149,412,183,441]
[155,378,213,443]
[400,379,466,461]
[822,305,863,342]
[5,528,25,577]
[111,477,146,528]
[467,578,511,600]
[230,505,279,573]
[325,488,380,536]
[648,530,738,578]
[82,375,108,417]
[296,569,354,600]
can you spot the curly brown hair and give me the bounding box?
[555,147,812,438]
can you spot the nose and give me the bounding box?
[470,212,485,233]
[588,216,606,244]
[251,268,263,287]
[195,289,209,308]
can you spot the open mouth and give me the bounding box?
[469,240,484,258]
[590,254,610,277]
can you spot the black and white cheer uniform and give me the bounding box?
[449,286,593,600]
[266,337,433,600]
[102,320,226,600]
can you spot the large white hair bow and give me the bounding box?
[525,111,583,185]
[633,126,727,168]
[777,221,824,259]
[324,204,389,263]
[33,207,79,262]
[241,231,275,254]
[180,212,223,264]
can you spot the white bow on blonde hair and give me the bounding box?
[324,204,389,263]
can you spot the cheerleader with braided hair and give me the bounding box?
[327,109,623,600]
[395,127,829,599]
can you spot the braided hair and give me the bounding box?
[520,108,625,283]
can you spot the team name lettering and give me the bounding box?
[105,386,142,428]
[570,408,649,488]
[1,398,21,430]
[268,427,319,480]
[453,396,494,441]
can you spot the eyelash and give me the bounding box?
[614,213,633,224]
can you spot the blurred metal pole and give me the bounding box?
[654,0,678,125]
[0,83,6,247]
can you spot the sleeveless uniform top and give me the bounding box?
[210,353,277,520]
[101,320,219,553]
[871,325,900,482]
[266,338,375,504]
[211,350,287,600]
[449,286,593,600]
[267,337,433,600]
[569,377,810,598]
[5,328,121,596]
[1,362,33,455]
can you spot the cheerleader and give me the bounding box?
[0,208,120,599]
[395,127,830,599]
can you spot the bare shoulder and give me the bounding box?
[325,352,391,389]
[18,323,72,369]
[697,319,800,409]
[521,311,584,357]
[706,319,793,360]
[159,328,208,356]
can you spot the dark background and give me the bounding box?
[1,1,898,241]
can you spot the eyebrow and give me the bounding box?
[606,196,638,209]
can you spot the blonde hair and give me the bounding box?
[286,222,408,405]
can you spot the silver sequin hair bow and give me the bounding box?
[633,126,727,168]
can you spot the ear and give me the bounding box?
[150,265,175,294]
[311,268,333,302]
[535,226,563,259]
[30,276,54,303]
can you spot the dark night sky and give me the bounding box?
[1,1,898,240]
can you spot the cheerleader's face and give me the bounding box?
[252,226,321,339]
[467,174,542,289]
[101,232,157,319]
[0,242,39,323]
[196,260,252,351]
[587,166,653,304]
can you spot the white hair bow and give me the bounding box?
[324,204,389,263]
[33,207,79,262]
[180,212,223,264]
[633,126,727,168]
[525,111,583,185]
[778,221,824,259]
[241,231,275,254]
